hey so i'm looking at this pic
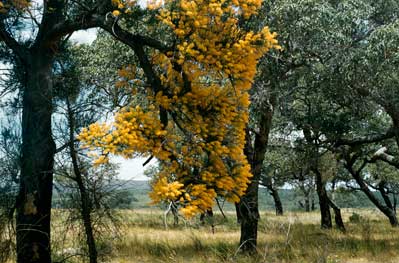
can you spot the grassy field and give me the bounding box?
[70,208,399,263]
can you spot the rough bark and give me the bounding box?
[237,175,259,252]
[236,129,259,252]
[16,51,56,263]
[237,103,273,252]
[66,100,98,263]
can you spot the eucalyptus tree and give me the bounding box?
[282,0,399,228]
[255,0,394,230]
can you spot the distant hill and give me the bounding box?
[53,179,382,211]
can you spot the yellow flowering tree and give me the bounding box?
[79,0,279,218]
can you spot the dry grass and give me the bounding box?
[5,209,395,262]
[103,209,399,263]
[3,208,396,262]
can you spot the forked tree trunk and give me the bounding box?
[16,50,56,263]
[327,197,345,232]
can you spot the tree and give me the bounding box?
[254,0,392,230]
[80,1,279,217]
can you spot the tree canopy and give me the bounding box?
[79,0,280,217]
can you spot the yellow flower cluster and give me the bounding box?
[78,105,169,161]
[149,176,184,203]
[111,0,136,16]
[180,185,217,217]
[80,0,279,218]
[158,0,280,78]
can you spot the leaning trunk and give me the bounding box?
[16,51,56,263]
[66,100,98,263]
[270,188,283,215]
[314,170,332,229]
[264,177,283,215]
[347,165,398,227]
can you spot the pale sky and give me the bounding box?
[113,156,157,180]
[70,29,98,44]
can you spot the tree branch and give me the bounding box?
[0,21,26,60]
[334,127,395,147]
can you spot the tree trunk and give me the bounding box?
[327,197,345,232]
[237,178,259,252]
[264,176,283,215]
[378,181,394,210]
[314,169,332,229]
[66,99,98,263]
[305,196,310,212]
[236,130,260,252]
[237,107,272,252]
[346,164,398,227]
[270,188,283,215]
[16,51,55,263]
